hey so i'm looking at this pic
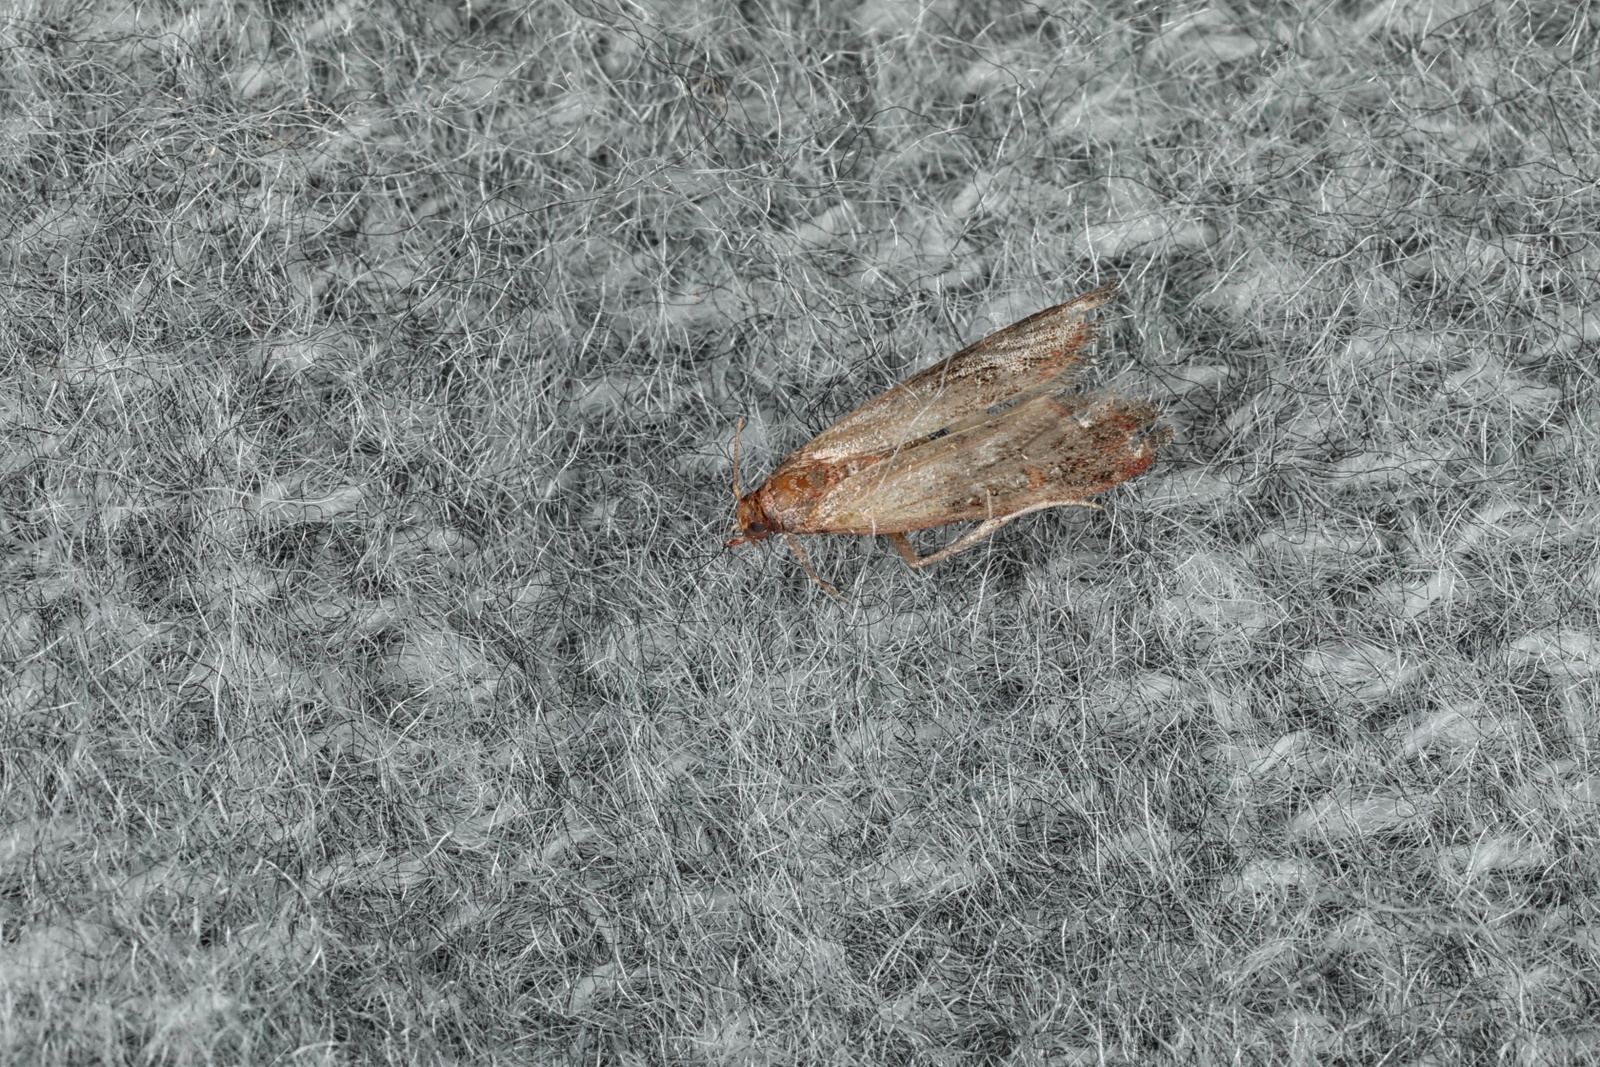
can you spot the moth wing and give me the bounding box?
[795,282,1119,463]
[810,390,1168,535]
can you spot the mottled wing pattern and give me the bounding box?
[808,390,1168,535]
[795,282,1118,463]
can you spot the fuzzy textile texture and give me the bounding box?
[2,1,1598,1063]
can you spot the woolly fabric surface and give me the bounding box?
[2,1,1597,1062]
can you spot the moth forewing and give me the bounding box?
[805,391,1166,535]
[796,281,1119,463]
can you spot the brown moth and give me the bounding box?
[727,282,1170,596]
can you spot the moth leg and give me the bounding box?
[783,533,846,600]
[896,518,1016,569]
[898,500,1103,570]
[887,532,921,567]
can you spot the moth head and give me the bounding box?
[727,493,773,547]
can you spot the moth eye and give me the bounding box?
[748,521,768,535]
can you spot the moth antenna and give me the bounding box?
[784,534,845,601]
[731,417,744,501]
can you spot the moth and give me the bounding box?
[727,282,1170,595]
